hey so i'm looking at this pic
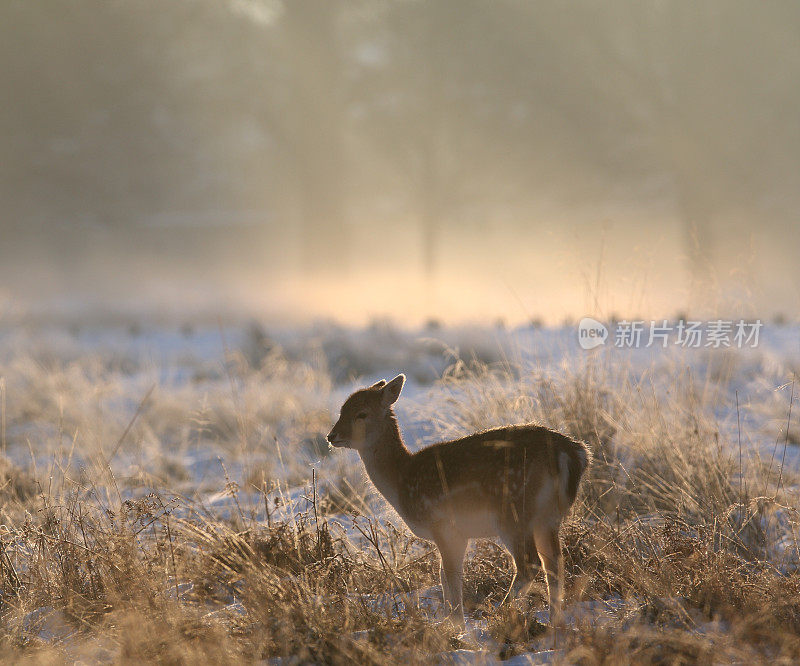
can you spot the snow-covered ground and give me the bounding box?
[1,316,797,507]
[1,315,798,661]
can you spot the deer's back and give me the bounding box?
[398,424,587,537]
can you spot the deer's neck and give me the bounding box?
[359,413,410,512]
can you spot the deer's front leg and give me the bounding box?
[435,533,468,626]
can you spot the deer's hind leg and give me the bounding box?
[532,517,563,626]
[501,473,541,602]
[500,523,540,601]
[510,532,540,598]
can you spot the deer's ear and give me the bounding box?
[370,379,387,390]
[381,374,405,408]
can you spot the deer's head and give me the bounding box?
[327,374,405,451]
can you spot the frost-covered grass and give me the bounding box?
[0,315,799,663]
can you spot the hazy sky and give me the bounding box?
[1,1,798,323]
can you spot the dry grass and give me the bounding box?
[1,323,799,663]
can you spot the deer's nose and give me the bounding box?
[326,430,336,443]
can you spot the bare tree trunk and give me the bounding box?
[420,142,444,280]
[677,173,714,288]
[283,0,348,271]
[419,1,449,281]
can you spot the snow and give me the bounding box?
[437,649,560,665]
[1,316,798,660]
[2,316,798,519]
[21,606,76,643]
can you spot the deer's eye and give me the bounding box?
[356,411,368,420]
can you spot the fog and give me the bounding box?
[2,0,798,324]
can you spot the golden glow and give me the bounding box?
[0,2,797,323]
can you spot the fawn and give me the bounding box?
[327,374,591,626]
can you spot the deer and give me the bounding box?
[327,373,591,627]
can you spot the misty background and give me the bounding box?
[1,0,798,324]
